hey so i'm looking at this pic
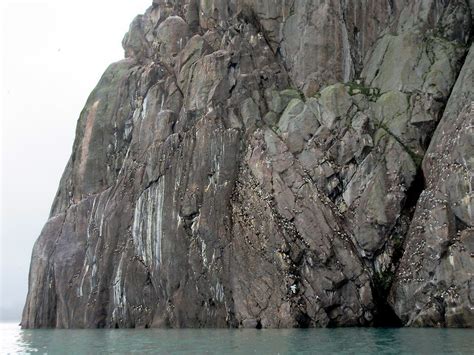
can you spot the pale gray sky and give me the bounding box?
[0,0,152,321]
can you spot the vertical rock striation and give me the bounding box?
[22,0,473,328]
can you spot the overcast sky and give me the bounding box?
[0,0,152,322]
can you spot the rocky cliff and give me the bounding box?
[22,0,473,328]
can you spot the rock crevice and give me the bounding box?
[22,0,473,328]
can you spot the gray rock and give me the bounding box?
[389,44,474,327]
[155,16,190,56]
[22,0,473,329]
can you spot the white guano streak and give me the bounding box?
[155,177,165,269]
[340,6,353,83]
[132,177,165,272]
[112,253,127,318]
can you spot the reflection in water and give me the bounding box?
[2,323,474,354]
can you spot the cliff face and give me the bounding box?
[22,0,473,328]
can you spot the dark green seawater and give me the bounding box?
[1,323,473,354]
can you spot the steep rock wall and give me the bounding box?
[22,0,473,328]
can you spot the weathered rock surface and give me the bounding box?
[22,0,473,328]
[389,44,474,327]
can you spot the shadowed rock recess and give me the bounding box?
[22,0,473,328]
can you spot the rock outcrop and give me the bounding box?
[22,0,473,328]
[389,44,474,327]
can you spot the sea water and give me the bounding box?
[1,322,473,354]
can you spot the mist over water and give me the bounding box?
[1,323,474,354]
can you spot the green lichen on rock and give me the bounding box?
[22,0,474,330]
[346,81,381,101]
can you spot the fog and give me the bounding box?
[0,0,152,321]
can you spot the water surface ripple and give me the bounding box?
[1,323,473,354]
